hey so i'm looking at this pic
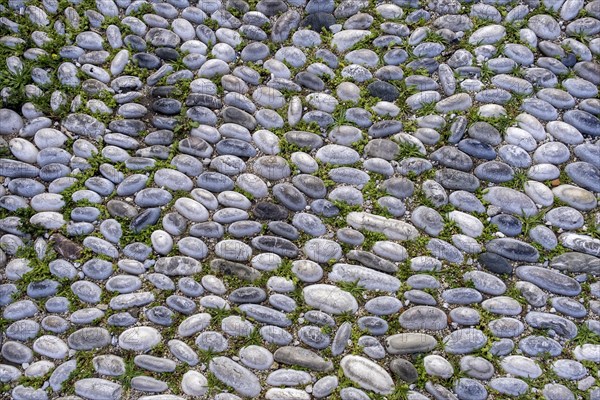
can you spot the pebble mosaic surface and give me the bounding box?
[0,0,599,399]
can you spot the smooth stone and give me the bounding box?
[443,328,487,354]
[552,359,587,380]
[516,265,581,296]
[501,355,542,378]
[485,238,539,262]
[0,109,24,135]
[490,377,528,396]
[330,263,401,292]
[273,346,333,372]
[209,357,261,397]
[32,335,68,359]
[442,288,483,305]
[550,252,600,275]
[489,318,525,338]
[399,306,447,331]
[519,335,563,357]
[303,284,358,315]
[385,333,437,354]
[565,161,600,192]
[118,327,161,351]
[313,376,338,398]
[454,378,488,400]
[469,24,505,44]
[482,297,522,316]
[68,327,111,350]
[478,252,513,275]
[450,307,481,326]
[463,271,506,295]
[525,312,578,339]
[340,355,394,395]
[75,379,122,400]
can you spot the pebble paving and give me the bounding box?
[0,0,599,399]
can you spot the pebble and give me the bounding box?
[68,327,111,350]
[75,378,122,400]
[313,376,338,398]
[526,312,578,339]
[490,377,529,397]
[443,328,487,354]
[341,355,394,395]
[32,335,68,359]
[454,378,487,400]
[399,306,447,331]
[118,327,161,352]
[501,355,542,378]
[530,224,557,248]
[330,263,401,292]
[519,335,563,357]
[516,265,581,296]
[0,109,24,135]
[210,357,261,397]
[303,284,358,314]
[552,359,587,380]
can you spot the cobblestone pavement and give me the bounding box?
[0,0,599,399]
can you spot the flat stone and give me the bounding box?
[387,358,418,385]
[516,265,581,296]
[75,379,122,400]
[519,335,563,357]
[209,357,261,397]
[330,263,401,292]
[501,355,542,378]
[424,354,454,379]
[303,284,358,315]
[332,30,371,52]
[469,24,505,44]
[316,144,360,165]
[478,252,513,275]
[385,333,437,355]
[552,359,587,380]
[273,346,333,371]
[303,238,342,263]
[460,356,494,380]
[68,327,111,350]
[346,212,418,240]
[347,250,397,273]
[399,306,447,331]
[2,341,33,364]
[490,377,528,396]
[481,297,519,320]
[483,187,537,216]
[210,259,261,282]
[0,109,24,135]
[442,288,482,305]
[525,312,578,339]
[63,114,105,138]
[553,185,597,211]
[118,327,161,352]
[463,271,506,295]
[239,304,291,327]
[154,256,201,276]
[443,329,487,354]
[486,238,539,262]
[560,233,600,258]
[340,355,394,395]
[454,378,487,400]
[32,335,68,359]
[181,370,208,397]
[529,14,562,39]
[550,252,600,275]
